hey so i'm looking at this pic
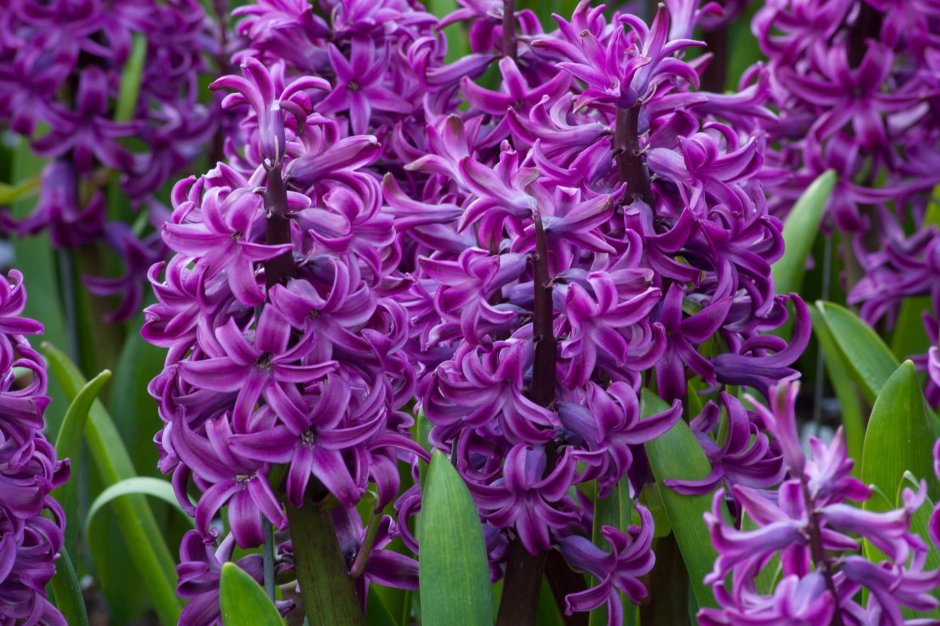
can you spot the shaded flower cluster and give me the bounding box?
[394,0,806,622]
[142,1,453,622]
[0,271,69,625]
[752,0,940,394]
[0,0,220,321]
[701,380,940,625]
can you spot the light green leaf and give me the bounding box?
[0,175,39,205]
[42,342,182,625]
[641,390,716,609]
[815,301,899,403]
[809,306,865,465]
[220,562,285,626]
[86,476,194,536]
[48,548,89,626]
[771,171,836,295]
[115,34,148,123]
[419,451,494,626]
[52,369,112,558]
[861,362,937,509]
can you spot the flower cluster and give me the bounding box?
[752,0,940,392]
[0,0,219,320]
[396,0,806,622]
[0,271,69,625]
[143,1,453,622]
[701,380,940,625]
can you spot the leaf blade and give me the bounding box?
[641,390,716,609]
[771,171,837,295]
[220,562,285,626]
[42,342,183,625]
[419,451,494,626]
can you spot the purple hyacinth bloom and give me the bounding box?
[556,504,656,625]
[176,530,293,626]
[702,379,940,624]
[0,270,69,626]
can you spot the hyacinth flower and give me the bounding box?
[749,0,940,403]
[701,380,940,624]
[390,0,812,622]
[0,271,70,626]
[0,0,218,322]
[143,7,442,621]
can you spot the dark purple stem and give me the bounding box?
[799,480,845,626]
[496,213,558,626]
[503,0,516,61]
[615,106,652,205]
[701,25,729,94]
[263,164,294,288]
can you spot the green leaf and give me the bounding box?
[115,34,148,123]
[861,362,937,510]
[809,306,866,465]
[48,548,89,626]
[86,476,194,536]
[42,342,183,625]
[0,175,39,205]
[815,301,899,403]
[771,171,836,295]
[419,451,494,626]
[52,369,112,558]
[366,587,400,626]
[220,562,285,626]
[641,390,716,609]
[109,320,167,479]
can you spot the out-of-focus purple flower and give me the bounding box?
[0,270,69,626]
[556,504,656,625]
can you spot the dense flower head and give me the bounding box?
[143,8,438,621]
[138,0,817,623]
[384,0,811,622]
[752,0,940,399]
[0,0,219,321]
[0,271,69,626]
[701,380,940,625]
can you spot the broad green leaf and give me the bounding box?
[419,451,494,626]
[48,548,89,626]
[816,301,899,403]
[861,362,937,508]
[115,34,148,123]
[52,369,112,557]
[42,342,182,625]
[109,321,167,478]
[641,390,716,609]
[809,306,865,464]
[367,587,400,626]
[220,562,285,626]
[771,171,836,295]
[86,477,194,535]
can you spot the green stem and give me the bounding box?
[286,500,364,626]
